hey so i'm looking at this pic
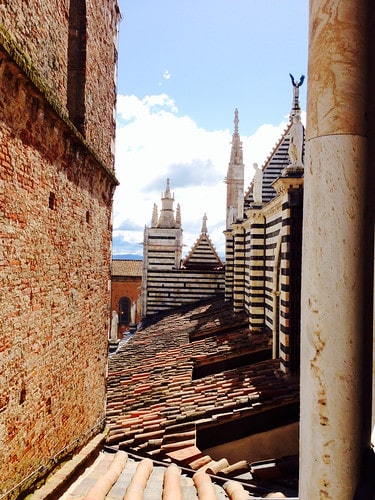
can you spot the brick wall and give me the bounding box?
[0,1,119,496]
[0,0,119,167]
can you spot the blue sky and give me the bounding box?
[113,0,308,258]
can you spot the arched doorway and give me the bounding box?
[118,297,131,325]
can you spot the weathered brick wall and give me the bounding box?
[0,0,119,167]
[0,1,119,495]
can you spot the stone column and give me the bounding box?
[300,1,369,498]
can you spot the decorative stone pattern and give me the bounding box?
[144,269,225,316]
[142,182,224,317]
[225,99,304,374]
[224,231,234,302]
[0,2,118,497]
[232,225,246,313]
[244,131,291,210]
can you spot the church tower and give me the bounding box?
[225,109,245,229]
[224,109,245,302]
[141,179,183,316]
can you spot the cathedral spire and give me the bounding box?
[230,108,243,165]
[225,109,245,230]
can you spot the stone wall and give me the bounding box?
[0,1,119,496]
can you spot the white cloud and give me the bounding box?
[113,94,291,258]
[163,70,171,80]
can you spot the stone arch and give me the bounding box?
[118,297,131,325]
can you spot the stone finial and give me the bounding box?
[163,178,173,199]
[175,203,181,227]
[110,311,118,341]
[201,213,208,234]
[158,178,176,228]
[234,108,239,135]
[151,203,158,227]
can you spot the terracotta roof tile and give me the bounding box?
[111,259,143,277]
[102,298,299,496]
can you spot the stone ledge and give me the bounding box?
[29,432,107,500]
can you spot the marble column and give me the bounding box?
[300,0,369,498]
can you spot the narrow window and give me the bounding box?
[49,192,56,210]
[19,384,26,405]
[67,0,87,134]
[86,210,90,224]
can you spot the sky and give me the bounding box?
[113,0,309,259]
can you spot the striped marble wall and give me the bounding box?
[145,269,225,316]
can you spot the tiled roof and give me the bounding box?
[61,451,255,499]
[37,298,298,498]
[104,298,299,497]
[112,259,143,277]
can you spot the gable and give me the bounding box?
[183,233,223,270]
[244,122,295,210]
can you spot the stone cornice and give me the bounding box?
[272,176,304,195]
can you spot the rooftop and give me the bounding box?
[34,298,299,498]
[111,259,143,277]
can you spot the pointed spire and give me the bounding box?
[162,178,173,199]
[230,108,243,165]
[158,178,176,228]
[175,203,181,228]
[234,108,239,135]
[201,213,208,234]
[151,203,158,227]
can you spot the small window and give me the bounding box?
[49,192,56,210]
[86,210,90,224]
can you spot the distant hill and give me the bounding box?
[112,254,143,261]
